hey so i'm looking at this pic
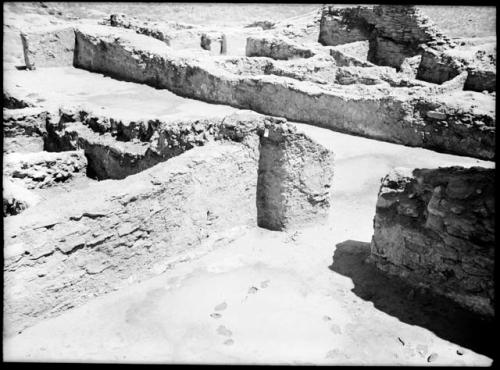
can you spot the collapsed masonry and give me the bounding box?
[370,167,495,317]
[20,23,495,160]
[319,5,496,90]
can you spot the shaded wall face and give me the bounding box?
[318,8,374,47]
[257,128,334,231]
[318,6,455,70]
[370,167,495,317]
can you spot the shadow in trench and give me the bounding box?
[329,240,495,359]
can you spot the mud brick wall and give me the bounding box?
[256,124,334,230]
[466,69,496,92]
[4,105,336,333]
[370,166,495,317]
[371,5,455,52]
[416,47,464,84]
[3,142,260,336]
[21,26,75,69]
[318,6,375,47]
[3,107,50,154]
[105,13,173,44]
[246,35,315,60]
[417,45,497,92]
[319,5,455,69]
[329,40,371,64]
[70,25,495,160]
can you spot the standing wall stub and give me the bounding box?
[256,124,335,231]
[20,25,76,70]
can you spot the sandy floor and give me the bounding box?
[2,66,495,365]
[3,66,237,121]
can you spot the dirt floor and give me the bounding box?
[3,66,237,120]
[2,3,496,365]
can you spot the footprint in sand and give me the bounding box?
[217,325,233,337]
[427,352,439,363]
[214,302,228,311]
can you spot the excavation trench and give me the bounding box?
[4,4,496,364]
[3,105,334,335]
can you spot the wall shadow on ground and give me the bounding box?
[329,240,495,359]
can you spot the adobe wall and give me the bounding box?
[318,5,496,92]
[318,5,455,68]
[3,141,259,336]
[257,124,334,230]
[71,25,495,160]
[21,25,75,70]
[246,35,316,60]
[370,166,495,317]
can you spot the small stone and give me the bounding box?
[193,123,204,132]
[323,315,332,321]
[427,111,447,120]
[223,339,234,346]
[398,337,405,346]
[427,353,438,362]
[248,286,259,294]
[260,280,270,288]
[456,348,465,356]
[210,313,222,319]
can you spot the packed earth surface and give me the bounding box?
[2,2,496,365]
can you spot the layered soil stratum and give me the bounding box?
[2,2,496,365]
